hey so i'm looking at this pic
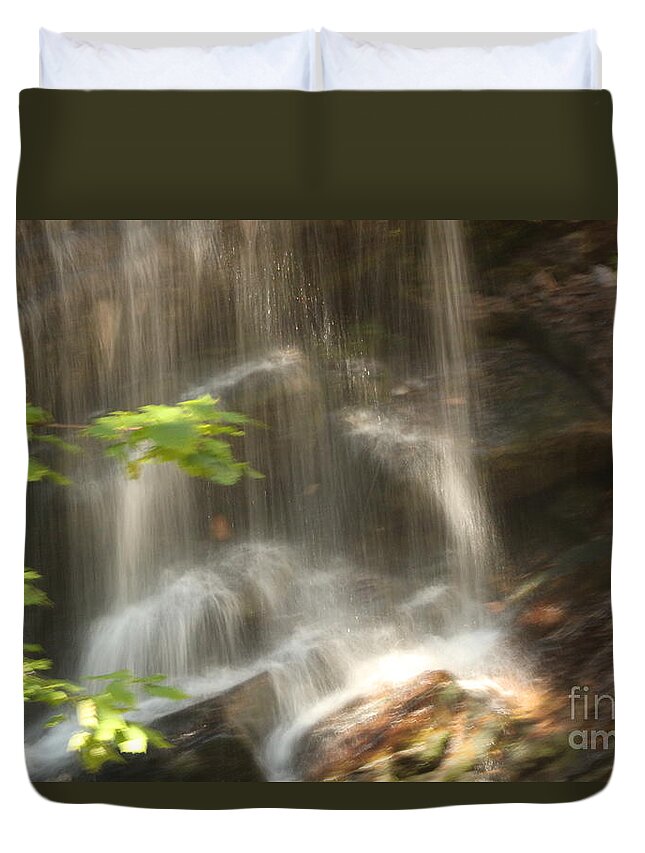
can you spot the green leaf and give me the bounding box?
[26,404,53,428]
[143,684,190,700]
[68,730,91,752]
[23,656,53,673]
[27,402,78,485]
[131,674,167,684]
[38,433,81,454]
[117,724,148,755]
[140,725,173,749]
[106,680,136,707]
[86,395,262,486]
[23,655,79,705]
[83,670,132,681]
[24,570,52,607]
[23,569,43,581]
[146,420,197,451]
[81,743,125,773]
[94,716,124,742]
[77,698,98,728]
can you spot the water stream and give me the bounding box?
[19,220,506,779]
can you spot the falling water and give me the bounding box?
[19,220,503,777]
[425,220,498,612]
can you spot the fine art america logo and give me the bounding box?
[568,686,615,750]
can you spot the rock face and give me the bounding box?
[511,265,616,412]
[475,341,611,501]
[468,221,615,505]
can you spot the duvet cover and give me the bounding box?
[18,90,616,808]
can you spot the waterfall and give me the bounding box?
[425,220,498,614]
[19,220,503,774]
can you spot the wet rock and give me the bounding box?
[297,670,459,781]
[295,670,523,783]
[218,671,280,747]
[518,602,567,633]
[90,673,275,782]
[344,755,396,782]
[97,732,265,782]
[392,728,451,778]
[152,671,278,748]
[294,663,611,783]
[505,734,564,776]
[431,721,503,782]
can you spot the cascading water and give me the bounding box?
[19,219,505,779]
[425,220,499,613]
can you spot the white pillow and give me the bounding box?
[321,30,600,90]
[40,29,316,90]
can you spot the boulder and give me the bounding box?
[294,663,613,783]
[295,670,500,782]
[96,731,265,782]
[91,672,276,782]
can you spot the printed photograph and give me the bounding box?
[19,220,615,783]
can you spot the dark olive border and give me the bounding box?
[18,90,616,219]
[34,779,610,809]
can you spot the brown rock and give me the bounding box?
[297,670,460,781]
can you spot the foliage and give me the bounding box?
[24,569,51,608]
[23,652,188,772]
[26,403,79,485]
[24,547,187,773]
[65,672,187,773]
[24,395,255,772]
[23,645,80,708]
[85,394,263,484]
[23,572,73,707]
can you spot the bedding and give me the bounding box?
[40,29,316,90]
[18,89,616,809]
[320,29,600,89]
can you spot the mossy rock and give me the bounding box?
[431,718,505,782]
[393,728,452,779]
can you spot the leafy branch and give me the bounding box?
[24,395,259,772]
[24,569,51,608]
[85,395,263,484]
[27,395,262,486]
[23,551,187,773]
[27,403,79,485]
[64,672,187,773]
